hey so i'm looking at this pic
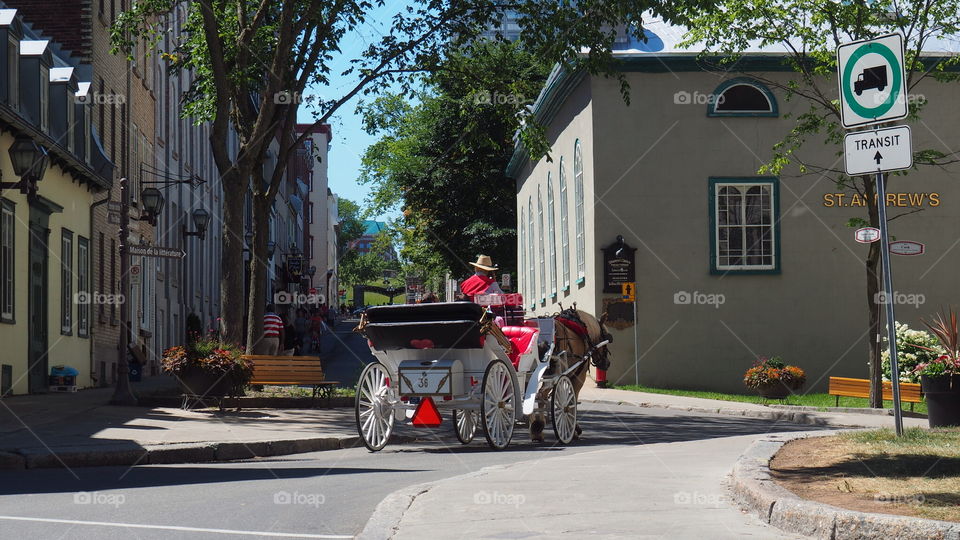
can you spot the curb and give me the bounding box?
[580,398,833,427]
[730,431,960,540]
[1,435,365,470]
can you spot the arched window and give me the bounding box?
[537,186,546,302]
[527,198,536,308]
[519,207,526,301]
[573,140,586,283]
[547,173,557,298]
[708,78,778,117]
[559,157,570,290]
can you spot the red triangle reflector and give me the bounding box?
[411,396,443,427]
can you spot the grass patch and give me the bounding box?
[245,385,355,398]
[615,384,927,414]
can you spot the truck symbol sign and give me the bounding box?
[854,65,887,95]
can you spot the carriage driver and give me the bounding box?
[460,254,504,301]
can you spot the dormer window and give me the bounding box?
[66,86,75,153]
[39,64,48,132]
[5,36,16,110]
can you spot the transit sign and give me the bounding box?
[889,241,924,256]
[127,245,186,259]
[621,282,636,302]
[844,125,913,176]
[837,33,908,128]
[855,227,881,243]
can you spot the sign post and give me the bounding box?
[838,33,910,436]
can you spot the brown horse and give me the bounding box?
[529,308,612,441]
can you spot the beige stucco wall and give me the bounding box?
[0,131,94,394]
[518,65,960,394]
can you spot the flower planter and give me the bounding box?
[177,368,233,398]
[921,375,960,427]
[756,381,794,400]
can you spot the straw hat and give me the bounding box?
[470,254,498,272]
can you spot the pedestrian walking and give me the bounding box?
[281,313,297,356]
[293,308,308,354]
[259,304,284,355]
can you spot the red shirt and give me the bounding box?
[263,313,283,337]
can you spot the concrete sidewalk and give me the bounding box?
[578,386,928,429]
[362,433,815,539]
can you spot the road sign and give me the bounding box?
[621,282,636,302]
[130,265,141,285]
[501,273,511,288]
[855,227,881,243]
[889,240,924,256]
[844,125,912,175]
[127,245,186,259]
[309,288,318,295]
[837,33,908,128]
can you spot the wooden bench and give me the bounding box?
[243,355,341,402]
[828,376,923,411]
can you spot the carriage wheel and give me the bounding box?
[551,375,577,445]
[453,409,477,444]
[481,360,516,450]
[355,362,395,452]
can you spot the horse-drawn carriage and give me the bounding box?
[354,300,610,451]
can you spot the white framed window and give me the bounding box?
[0,200,14,323]
[573,140,585,282]
[559,158,570,290]
[7,37,18,110]
[527,198,535,308]
[519,207,526,301]
[39,65,49,133]
[711,178,778,272]
[61,229,73,335]
[537,186,545,302]
[547,173,557,297]
[77,237,89,337]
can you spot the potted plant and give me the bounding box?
[881,322,944,383]
[915,309,960,427]
[744,356,806,399]
[161,338,253,399]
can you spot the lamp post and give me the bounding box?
[183,208,211,240]
[2,136,49,195]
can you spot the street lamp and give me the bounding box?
[267,241,276,258]
[244,231,254,248]
[2,136,49,194]
[614,235,626,258]
[139,187,165,225]
[183,208,210,240]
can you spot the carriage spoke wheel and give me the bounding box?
[551,375,577,445]
[481,360,516,450]
[355,362,395,452]
[453,409,477,444]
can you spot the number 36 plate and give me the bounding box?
[399,368,452,396]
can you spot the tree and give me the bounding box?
[360,41,552,280]
[677,0,960,407]
[115,0,693,351]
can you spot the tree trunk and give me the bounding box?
[245,197,272,354]
[220,169,246,346]
[864,176,884,408]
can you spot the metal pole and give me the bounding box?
[634,299,639,386]
[875,171,903,436]
[110,177,137,405]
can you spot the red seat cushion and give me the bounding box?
[500,326,538,369]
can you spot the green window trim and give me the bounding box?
[0,198,14,324]
[60,228,74,336]
[707,78,779,118]
[708,177,781,275]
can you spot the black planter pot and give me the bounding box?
[921,375,960,428]
[756,381,794,400]
[177,368,232,397]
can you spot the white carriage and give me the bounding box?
[354,301,588,451]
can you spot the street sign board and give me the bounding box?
[128,245,186,259]
[501,273,511,288]
[130,265,141,285]
[621,282,636,302]
[308,288,318,295]
[855,227,881,243]
[837,33,908,128]
[889,240,924,256]
[844,125,912,176]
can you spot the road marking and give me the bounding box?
[0,515,353,538]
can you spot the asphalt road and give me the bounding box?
[0,402,823,539]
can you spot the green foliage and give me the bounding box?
[360,41,553,277]
[882,322,944,382]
